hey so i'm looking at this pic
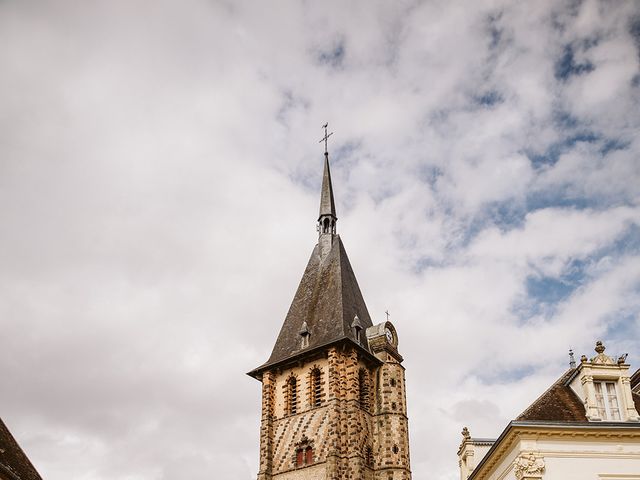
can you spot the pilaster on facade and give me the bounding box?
[258,370,275,480]
[580,372,601,421]
[621,376,640,422]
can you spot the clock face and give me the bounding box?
[385,327,393,343]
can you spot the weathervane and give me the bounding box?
[319,123,333,155]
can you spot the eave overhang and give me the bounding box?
[247,336,382,381]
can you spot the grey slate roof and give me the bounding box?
[249,235,374,375]
[0,418,42,480]
[318,153,336,220]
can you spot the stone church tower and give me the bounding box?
[248,147,412,480]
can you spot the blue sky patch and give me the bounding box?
[474,90,503,107]
[526,270,582,305]
[630,16,640,51]
[316,40,345,69]
[525,131,599,167]
[555,44,595,80]
[526,190,594,211]
[485,12,504,50]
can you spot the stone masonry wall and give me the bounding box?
[257,345,410,480]
[374,355,411,480]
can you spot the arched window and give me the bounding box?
[287,376,298,415]
[295,438,314,467]
[358,368,370,411]
[310,368,322,407]
[323,218,330,233]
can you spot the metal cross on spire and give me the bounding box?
[319,123,333,155]
[385,310,390,321]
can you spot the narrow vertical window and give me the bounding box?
[311,368,322,407]
[365,446,374,467]
[359,368,370,410]
[296,449,304,467]
[288,376,298,415]
[606,382,621,419]
[305,446,313,465]
[594,381,621,420]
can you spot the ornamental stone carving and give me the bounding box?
[513,452,545,480]
[591,340,615,365]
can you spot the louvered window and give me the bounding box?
[359,369,370,410]
[311,368,322,407]
[288,377,298,415]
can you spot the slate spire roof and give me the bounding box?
[318,152,337,221]
[249,152,374,377]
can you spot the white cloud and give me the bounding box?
[1,1,639,479]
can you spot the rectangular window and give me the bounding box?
[594,381,621,420]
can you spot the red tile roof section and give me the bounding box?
[516,368,588,422]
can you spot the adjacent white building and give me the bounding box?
[458,341,640,480]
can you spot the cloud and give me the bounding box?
[1,1,639,480]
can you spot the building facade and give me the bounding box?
[248,150,411,480]
[458,341,640,480]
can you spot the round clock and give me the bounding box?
[385,327,393,343]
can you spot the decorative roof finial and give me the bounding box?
[569,349,576,368]
[319,123,333,156]
[591,340,616,365]
[461,427,471,440]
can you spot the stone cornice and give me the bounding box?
[468,422,640,480]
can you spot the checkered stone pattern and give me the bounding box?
[256,345,411,480]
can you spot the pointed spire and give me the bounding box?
[318,153,337,222]
[317,124,337,243]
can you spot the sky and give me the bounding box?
[1,0,640,479]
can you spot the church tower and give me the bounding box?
[248,138,412,480]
